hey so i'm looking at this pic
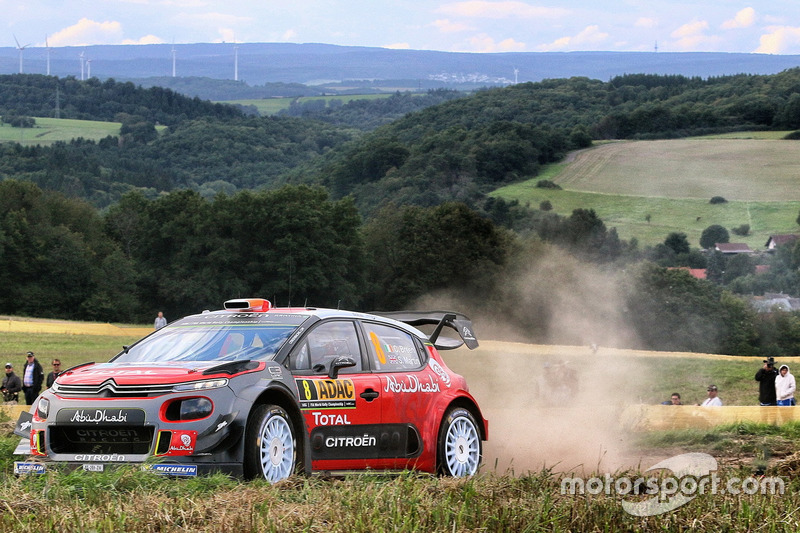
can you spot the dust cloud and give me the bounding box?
[420,248,656,475]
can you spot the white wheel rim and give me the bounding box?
[444,415,480,477]
[259,414,294,482]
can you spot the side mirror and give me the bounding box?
[328,356,357,379]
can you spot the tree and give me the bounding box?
[363,202,511,309]
[564,208,606,246]
[706,250,726,284]
[723,253,756,284]
[731,224,750,236]
[700,224,730,249]
[664,232,690,255]
[623,263,734,353]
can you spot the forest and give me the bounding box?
[1,71,800,355]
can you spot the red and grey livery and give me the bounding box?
[14,299,487,481]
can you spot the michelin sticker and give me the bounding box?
[14,462,46,475]
[145,464,198,476]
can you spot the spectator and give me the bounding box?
[46,359,63,388]
[661,392,682,405]
[755,357,779,406]
[154,311,167,330]
[2,363,22,404]
[700,385,723,406]
[775,364,796,406]
[21,351,44,405]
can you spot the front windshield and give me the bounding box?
[114,314,306,363]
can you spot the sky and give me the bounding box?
[3,1,800,55]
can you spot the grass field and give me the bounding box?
[0,333,797,532]
[224,93,395,115]
[2,323,800,530]
[0,117,122,146]
[492,137,800,247]
[0,117,169,147]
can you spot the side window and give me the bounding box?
[364,322,422,371]
[289,321,362,374]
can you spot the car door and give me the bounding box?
[361,320,442,470]
[288,319,384,470]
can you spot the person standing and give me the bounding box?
[2,363,22,404]
[21,351,44,405]
[700,385,723,406]
[46,359,63,388]
[755,357,779,406]
[154,311,167,330]
[775,364,796,406]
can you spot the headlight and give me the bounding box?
[36,397,50,420]
[179,398,213,420]
[163,397,213,421]
[172,378,228,392]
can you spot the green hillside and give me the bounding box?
[0,117,122,146]
[491,137,800,247]
[0,117,172,146]
[225,93,394,115]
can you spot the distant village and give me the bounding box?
[676,234,800,312]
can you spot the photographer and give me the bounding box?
[755,357,779,406]
[2,363,22,404]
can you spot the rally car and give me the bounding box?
[14,298,487,481]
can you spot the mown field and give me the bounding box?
[224,93,395,115]
[491,135,800,248]
[2,323,800,531]
[0,117,170,146]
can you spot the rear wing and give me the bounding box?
[371,311,479,350]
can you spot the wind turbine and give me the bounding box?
[171,41,176,77]
[513,67,519,84]
[86,57,92,79]
[233,39,239,81]
[13,34,31,74]
[45,36,52,75]
[79,50,85,80]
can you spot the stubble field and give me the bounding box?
[491,136,800,248]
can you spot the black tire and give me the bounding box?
[243,404,298,482]
[437,407,482,477]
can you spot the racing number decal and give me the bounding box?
[369,331,387,364]
[296,378,356,409]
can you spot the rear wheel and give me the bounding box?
[244,404,297,482]
[437,407,481,477]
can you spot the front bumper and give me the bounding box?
[13,458,244,477]
[16,388,246,469]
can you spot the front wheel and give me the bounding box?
[437,407,482,477]
[244,404,297,482]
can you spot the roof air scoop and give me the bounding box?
[223,298,272,312]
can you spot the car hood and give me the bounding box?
[56,362,227,386]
